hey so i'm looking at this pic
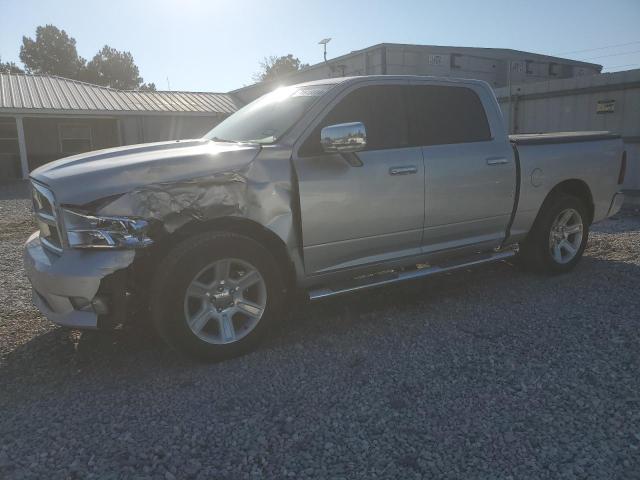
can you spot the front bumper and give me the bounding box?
[24,232,135,329]
[607,192,625,217]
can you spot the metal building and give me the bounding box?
[495,69,640,191]
[232,43,602,104]
[0,73,239,180]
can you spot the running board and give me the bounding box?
[307,249,517,300]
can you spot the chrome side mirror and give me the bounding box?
[320,122,367,153]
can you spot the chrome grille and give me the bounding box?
[31,182,63,253]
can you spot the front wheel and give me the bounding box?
[150,232,285,361]
[519,193,589,274]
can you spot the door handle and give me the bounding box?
[486,157,509,166]
[389,166,418,175]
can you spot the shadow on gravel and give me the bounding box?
[2,253,638,400]
[0,317,186,390]
[1,260,516,384]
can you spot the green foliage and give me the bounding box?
[14,24,153,90]
[19,25,86,78]
[254,54,308,82]
[0,57,24,74]
[139,82,157,91]
[84,45,143,90]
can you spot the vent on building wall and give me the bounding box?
[426,54,443,66]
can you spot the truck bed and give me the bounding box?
[510,131,620,145]
[508,130,624,242]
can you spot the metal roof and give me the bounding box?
[0,73,240,116]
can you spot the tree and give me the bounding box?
[253,54,308,82]
[84,45,144,90]
[0,57,24,74]
[19,25,85,78]
[139,82,156,91]
[17,26,155,89]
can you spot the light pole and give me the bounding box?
[318,38,331,63]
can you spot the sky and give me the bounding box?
[1,0,639,92]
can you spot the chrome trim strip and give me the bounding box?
[32,182,56,211]
[486,157,509,165]
[389,165,418,175]
[30,180,64,253]
[40,235,64,254]
[36,211,57,225]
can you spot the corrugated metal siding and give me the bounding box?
[0,74,240,115]
[495,69,640,190]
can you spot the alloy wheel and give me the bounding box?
[183,258,267,344]
[548,208,584,264]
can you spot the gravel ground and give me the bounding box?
[1,190,639,479]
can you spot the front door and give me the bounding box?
[293,83,425,275]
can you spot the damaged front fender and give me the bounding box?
[92,147,298,250]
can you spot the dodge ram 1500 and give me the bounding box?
[24,76,626,359]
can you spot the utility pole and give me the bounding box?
[318,38,331,63]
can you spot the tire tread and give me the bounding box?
[149,231,284,360]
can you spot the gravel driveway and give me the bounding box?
[1,188,639,479]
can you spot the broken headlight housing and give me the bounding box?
[62,209,154,249]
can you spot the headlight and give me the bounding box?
[62,209,154,249]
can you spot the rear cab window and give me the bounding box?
[407,85,492,146]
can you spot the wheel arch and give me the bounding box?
[545,179,594,225]
[148,217,298,294]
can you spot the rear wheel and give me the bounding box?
[519,193,589,274]
[150,232,285,361]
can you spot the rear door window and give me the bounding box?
[407,85,492,146]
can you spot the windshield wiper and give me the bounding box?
[209,136,238,143]
[245,135,276,144]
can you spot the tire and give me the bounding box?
[150,232,285,361]
[518,193,589,274]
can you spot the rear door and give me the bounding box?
[407,82,516,253]
[293,82,425,275]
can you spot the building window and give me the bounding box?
[0,121,18,140]
[426,54,442,66]
[0,121,19,155]
[59,124,92,154]
[0,120,21,179]
[510,61,525,73]
[526,60,534,75]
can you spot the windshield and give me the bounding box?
[204,84,332,144]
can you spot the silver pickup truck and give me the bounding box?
[25,76,626,360]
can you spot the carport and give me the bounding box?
[0,73,240,179]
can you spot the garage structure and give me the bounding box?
[0,73,240,179]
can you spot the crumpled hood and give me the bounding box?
[30,139,262,205]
